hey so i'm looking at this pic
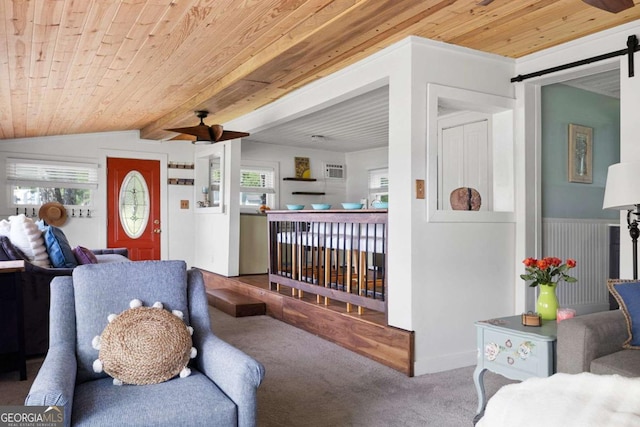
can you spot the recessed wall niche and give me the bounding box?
[426,84,515,223]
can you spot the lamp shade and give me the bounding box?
[603,162,640,210]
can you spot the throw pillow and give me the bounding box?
[73,260,189,383]
[73,246,99,265]
[0,219,10,237]
[91,299,196,385]
[41,224,77,268]
[608,280,640,348]
[0,236,28,261]
[8,215,50,267]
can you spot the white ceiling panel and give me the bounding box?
[245,69,619,154]
[245,86,390,153]
[562,69,620,98]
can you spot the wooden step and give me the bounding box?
[207,288,266,317]
[200,270,414,376]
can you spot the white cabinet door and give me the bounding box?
[439,119,489,210]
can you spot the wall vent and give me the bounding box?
[324,163,345,180]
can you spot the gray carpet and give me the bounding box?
[210,308,513,427]
[0,307,513,426]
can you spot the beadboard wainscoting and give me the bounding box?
[542,218,616,315]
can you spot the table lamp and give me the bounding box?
[603,162,640,279]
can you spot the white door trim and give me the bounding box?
[99,149,168,259]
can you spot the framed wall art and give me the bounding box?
[294,156,311,179]
[568,123,593,184]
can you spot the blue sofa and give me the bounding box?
[0,237,129,356]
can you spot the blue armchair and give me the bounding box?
[25,260,265,427]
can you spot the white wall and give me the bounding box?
[406,39,516,373]
[345,147,388,204]
[0,131,197,266]
[619,30,640,279]
[193,141,241,276]
[241,140,347,209]
[227,36,517,375]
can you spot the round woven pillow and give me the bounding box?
[99,306,192,385]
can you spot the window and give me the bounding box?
[368,168,388,203]
[119,171,150,239]
[240,166,276,210]
[209,156,222,208]
[195,145,224,213]
[7,158,98,207]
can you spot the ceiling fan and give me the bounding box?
[165,110,249,144]
[582,0,635,13]
[477,0,634,13]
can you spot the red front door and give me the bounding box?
[107,158,161,260]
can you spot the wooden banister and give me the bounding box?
[267,210,387,314]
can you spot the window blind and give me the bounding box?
[368,168,389,193]
[6,158,99,189]
[240,167,275,194]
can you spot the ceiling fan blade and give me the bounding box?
[582,0,634,13]
[166,110,249,143]
[210,125,224,141]
[168,134,196,141]
[165,125,211,141]
[217,130,251,142]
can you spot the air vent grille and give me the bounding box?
[324,163,345,180]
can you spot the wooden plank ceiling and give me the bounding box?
[1,0,639,141]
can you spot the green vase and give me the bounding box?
[537,283,558,321]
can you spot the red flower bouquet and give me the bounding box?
[520,257,577,287]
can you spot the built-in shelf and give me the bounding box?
[283,177,317,181]
[168,178,194,185]
[168,162,194,169]
[292,191,325,195]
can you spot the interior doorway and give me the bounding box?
[536,67,620,315]
[107,157,161,260]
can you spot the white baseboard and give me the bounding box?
[414,350,477,376]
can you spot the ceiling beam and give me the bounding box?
[141,0,456,140]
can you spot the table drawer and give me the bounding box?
[480,329,553,378]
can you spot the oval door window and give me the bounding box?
[119,170,150,239]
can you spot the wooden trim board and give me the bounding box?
[201,270,414,376]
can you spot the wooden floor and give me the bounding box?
[201,271,414,376]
